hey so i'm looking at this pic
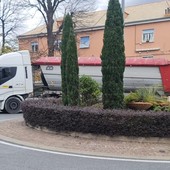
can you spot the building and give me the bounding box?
[18,1,170,61]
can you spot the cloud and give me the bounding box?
[97,0,163,10]
[97,0,109,10]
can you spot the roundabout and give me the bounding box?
[0,114,169,170]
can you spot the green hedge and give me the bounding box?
[22,99,170,137]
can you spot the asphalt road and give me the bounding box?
[0,113,170,170]
[0,141,169,170]
[0,112,23,122]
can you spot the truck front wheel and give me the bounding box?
[5,97,21,114]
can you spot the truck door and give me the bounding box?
[12,66,26,93]
[24,65,33,93]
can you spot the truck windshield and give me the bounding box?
[0,67,17,85]
[0,67,3,79]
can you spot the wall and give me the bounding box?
[125,21,170,60]
[19,36,48,61]
[18,21,170,61]
[76,30,104,57]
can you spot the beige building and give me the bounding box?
[18,1,170,61]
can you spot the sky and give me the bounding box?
[97,0,163,10]
[24,0,164,33]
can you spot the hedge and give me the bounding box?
[22,98,170,137]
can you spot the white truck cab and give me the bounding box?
[0,50,33,114]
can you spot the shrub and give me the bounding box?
[125,87,158,105]
[152,100,170,112]
[124,92,139,104]
[125,87,170,111]
[22,98,170,137]
[79,75,101,106]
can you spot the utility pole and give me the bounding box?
[0,0,3,54]
[121,0,125,24]
[121,0,125,14]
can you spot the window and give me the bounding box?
[54,39,62,50]
[31,42,38,52]
[80,36,90,48]
[0,67,17,85]
[142,29,154,43]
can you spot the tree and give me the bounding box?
[25,0,65,56]
[61,14,79,106]
[61,14,72,105]
[25,0,96,56]
[1,45,13,54]
[101,0,125,109]
[0,0,26,53]
[66,19,79,106]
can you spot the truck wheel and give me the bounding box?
[1,108,7,113]
[5,97,21,114]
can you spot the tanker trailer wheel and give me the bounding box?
[5,97,21,114]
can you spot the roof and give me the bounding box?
[33,56,170,66]
[125,0,170,23]
[19,1,170,38]
[19,23,58,37]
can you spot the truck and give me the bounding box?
[0,50,33,114]
[1,50,170,114]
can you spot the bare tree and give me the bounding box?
[61,0,97,28]
[25,0,96,56]
[0,0,27,53]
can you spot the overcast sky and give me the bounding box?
[97,0,163,10]
[23,0,164,33]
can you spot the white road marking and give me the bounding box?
[0,118,17,122]
[0,140,170,163]
[0,117,22,122]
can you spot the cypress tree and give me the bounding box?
[101,0,125,109]
[66,26,80,106]
[61,14,72,105]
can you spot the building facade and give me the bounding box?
[18,1,170,61]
